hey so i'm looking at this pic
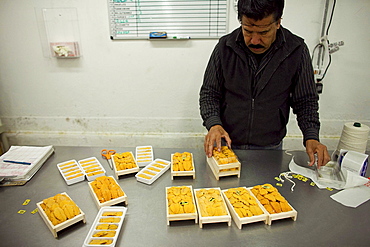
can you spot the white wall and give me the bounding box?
[0,0,369,151]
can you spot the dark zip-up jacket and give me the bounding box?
[199,26,320,146]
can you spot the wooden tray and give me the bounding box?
[221,187,269,229]
[170,153,195,180]
[247,186,297,225]
[36,192,86,238]
[207,156,241,180]
[166,185,198,225]
[193,187,231,228]
[112,152,140,179]
[88,176,128,209]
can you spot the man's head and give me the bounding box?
[237,0,284,54]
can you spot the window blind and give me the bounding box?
[108,0,228,40]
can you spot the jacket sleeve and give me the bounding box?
[291,43,321,144]
[199,43,224,130]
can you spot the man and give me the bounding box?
[199,0,330,167]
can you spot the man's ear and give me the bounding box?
[276,18,282,29]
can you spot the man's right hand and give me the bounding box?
[204,125,232,158]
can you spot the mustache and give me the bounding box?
[248,44,264,49]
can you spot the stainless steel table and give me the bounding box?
[0,146,369,247]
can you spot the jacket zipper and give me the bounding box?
[247,98,255,143]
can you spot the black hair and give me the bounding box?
[237,0,284,22]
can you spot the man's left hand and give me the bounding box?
[306,139,331,168]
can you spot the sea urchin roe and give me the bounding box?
[212,146,238,164]
[224,187,263,218]
[196,189,227,217]
[251,184,292,214]
[167,186,195,214]
[90,176,125,203]
[113,152,137,170]
[172,152,193,171]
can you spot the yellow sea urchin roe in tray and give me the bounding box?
[212,146,238,165]
[92,230,116,237]
[147,167,160,172]
[138,174,152,180]
[224,187,263,218]
[167,186,195,214]
[196,188,227,217]
[90,176,125,203]
[102,211,123,216]
[89,239,113,245]
[99,217,121,223]
[172,152,193,171]
[113,152,137,171]
[96,224,118,230]
[40,193,81,226]
[251,184,292,214]
[143,170,155,176]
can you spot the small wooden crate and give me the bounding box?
[78,157,106,182]
[88,176,128,209]
[171,153,195,180]
[221,187,269,229]
[112,152,140,179]
[193,188,231,228]
[36,192,86,238]
[82,206,127,247]
[135,145,154,167]
[166,185,198,225]
[266,206,298,225]
[247,187,298,225]
[57,160,85,185]
[206,156,241,180]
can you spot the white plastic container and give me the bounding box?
[57,160,85,185]
[135,146,154,167]
[78,157,106,181]
[135,159,170,185]
[82,206,127,247]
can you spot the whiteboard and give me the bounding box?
[108,0,229,40]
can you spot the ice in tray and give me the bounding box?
[112,152,140,179]
[37,192,86,238]
[171,152,196,179]
[78,157,106,181]
[57,160,85,185]
[135,146,154,167]
[166,185,198,225]
[194,187,231,228]
[83,206,127,247]
[89,176,128,208]
[222,187,269,229]
[135,159,170,185]
[249,184,297,225]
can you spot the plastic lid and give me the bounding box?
[353,122,361,127]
